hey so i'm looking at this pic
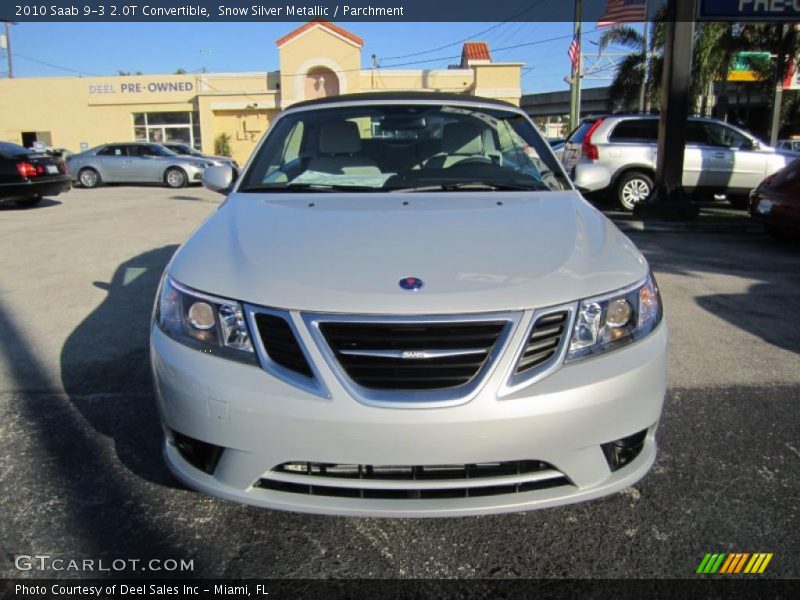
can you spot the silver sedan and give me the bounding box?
[67,142,212,188]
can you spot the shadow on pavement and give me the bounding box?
[632,232,800,356]
[60,245,180,487]
[0,198,63,211]
[0,244,187,568]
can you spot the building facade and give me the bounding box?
[0,20,523,165]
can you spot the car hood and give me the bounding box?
[168,191,648,314]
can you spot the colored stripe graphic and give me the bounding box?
[698,553,773,574]
[697,553,727,574]
[744,553,773,574]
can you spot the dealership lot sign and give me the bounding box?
[698,0,800,20]
[89,80,195,94]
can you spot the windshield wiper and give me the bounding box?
[389,181,546,192]
[240,183,377,193]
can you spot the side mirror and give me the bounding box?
[202,165,235,194]
[572,163,612,193]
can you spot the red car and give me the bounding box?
[749,158,800,239]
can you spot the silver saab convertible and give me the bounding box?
[150,92,668,517]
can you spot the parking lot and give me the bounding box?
[1,186,798,579]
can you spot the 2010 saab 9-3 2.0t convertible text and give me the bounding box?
[150,93,667,517]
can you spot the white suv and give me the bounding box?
[150,93,667,517]
[563,114,792,210]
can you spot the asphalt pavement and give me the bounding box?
[0,187,798,579]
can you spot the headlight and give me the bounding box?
[155,276,256,364]
[567,273,662,361]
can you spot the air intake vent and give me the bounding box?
[256,460,571,499]
[515,311,568,374]
[319,321,507,391]
[254,313,313,378]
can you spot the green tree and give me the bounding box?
[214,132,232,157]
[601,21,798,134]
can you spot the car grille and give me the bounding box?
[256,460,571,499]
[254,313,314,378]
[514,311,569,374]
[318,321,507,391]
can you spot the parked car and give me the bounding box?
[150,92,667,517]
[0,141,71,208]
[776,139,800,155]
[547,138,566,164]
[66,142,214,188]
[563,114,793,210]
[161,142,239,170]
[749,158,800,239]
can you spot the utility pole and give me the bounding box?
[568,0,582,132]
[635,0,698,220]
[2,21,13,78]
[769,23,790,147]
[639,19,649,112]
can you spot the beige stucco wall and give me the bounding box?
[472,63,524,106]
[0,73,279,165]
[277,26,362,107]
[197,95,278,163]
[0,76,197,151]
[359,69,474,94]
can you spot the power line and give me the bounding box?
[9,27,603,83]
[13,52,100,76]
[379,0,549,63]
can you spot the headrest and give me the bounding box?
[318,121,362,155]
[442,122,485,155]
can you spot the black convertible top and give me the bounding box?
[288,91,519,111]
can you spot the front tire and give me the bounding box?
[78,168,101,189]
[14,196,42,208]
[165,167,187,188]
[615,171,654,212]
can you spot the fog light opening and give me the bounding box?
[172,431,224,475]
[602,429,647,472]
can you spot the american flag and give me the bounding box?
[597,0,647,28]
[567,33,581,72]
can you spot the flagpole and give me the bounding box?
[639,0,649,112]
[569,0,583,132]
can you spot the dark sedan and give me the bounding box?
[0,141,71,208]
[749,158,800,239]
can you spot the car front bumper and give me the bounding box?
[151,318,668,517]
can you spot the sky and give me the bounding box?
[2,20,630,94]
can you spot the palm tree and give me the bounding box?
[599,21,735,115]
[601,21,798,133]
[597,22,662,112]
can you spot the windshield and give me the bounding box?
[169,143,202,156]
[239,104,569,193]
[142,144,176,157]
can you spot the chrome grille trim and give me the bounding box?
[256,460,573,499]
[499,303,577,397]
[303,311,522,408]
[244,305,330,399]
[264,469,565,490]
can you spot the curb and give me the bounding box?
[612,220,764,234]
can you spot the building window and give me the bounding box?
[132,111,202,149]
